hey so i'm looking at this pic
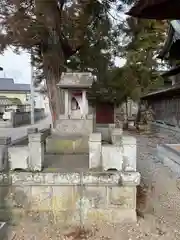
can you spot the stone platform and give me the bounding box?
[0,171,140,225]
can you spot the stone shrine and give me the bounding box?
[55,72,94,136]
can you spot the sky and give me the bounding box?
[0,47,31,84]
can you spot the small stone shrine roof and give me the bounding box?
[57,72,94,89]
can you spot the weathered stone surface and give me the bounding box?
[108,124,116,141]
[110,186,136,209]
[120,172,140,186]
[0,146,7,171]
[83,186,107,208]
[8,146,29,170]
[28,133,44,171]
[7,171,140,186]
[89,133,102,169]
[0,171,140,224]
[96,126,110,142]
[102,144,123,171]
[89,133,101,142]
[122,136,137,171]
[0,138,10,171]
[46,136,89,154]
[111,128,123,145]
[55,119,93,136]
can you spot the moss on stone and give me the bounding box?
[46,137,88,154]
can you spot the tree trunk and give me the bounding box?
[123,98,128,130]
[46,70,62,128]
[135,101,141,131]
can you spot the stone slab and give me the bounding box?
[102,144,123,171]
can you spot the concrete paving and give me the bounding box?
[0,116,51,144]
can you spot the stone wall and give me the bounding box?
[12,109,45,127]
[0,109,46,128]
[0,171,140,225]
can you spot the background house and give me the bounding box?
[0,78,30,103]
[0,78,49,113]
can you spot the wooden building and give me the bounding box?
[127,1,180,129]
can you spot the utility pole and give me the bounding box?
[30,50,35,125]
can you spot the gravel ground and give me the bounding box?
[9,129,180,239]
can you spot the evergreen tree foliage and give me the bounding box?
[0,0,122,125]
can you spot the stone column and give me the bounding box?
[89,133,102,169]
[65,90,69,117]
[28,133,44,171]
[0,137,11,171]
[122,136,136,171]
[82,90,88,118]
[108,124,115,142]
[111,128,123,145]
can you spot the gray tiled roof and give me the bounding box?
[57,72,94,88]
[0,78,30,92]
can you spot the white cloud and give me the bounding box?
[0,47,30,83]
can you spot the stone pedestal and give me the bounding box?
[122,136,136,171]
[111,128,123,145]
[28,133,44,171]
[108,124,115,142]
[9,146,29,170]
[102,144,123,171]
[89,133,102,169]
[0,137,11,171]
